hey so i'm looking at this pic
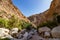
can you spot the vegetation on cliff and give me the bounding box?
[0,38,10,40]
[0,13,32,30]
[37,13,60,29]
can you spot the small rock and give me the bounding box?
[44,32,50,37]
[11,28,18,34]
[38,27,51,33]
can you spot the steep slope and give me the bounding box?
[28,0,60,26]
[0,0,30,22]
[28,10,49,26]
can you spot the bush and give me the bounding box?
[38,21,58,29]
[0,14,32,30]
[7,15,18,29]
[0,18,5,27]
[0,38,10,40]
[20,20,32,30]
[0,18,9,28]
[46,21,58,29]
[57,15,60,23]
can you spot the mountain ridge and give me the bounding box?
[28,0,60,26]
[0,0,30,22]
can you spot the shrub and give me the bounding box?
[0,14,32,30]
[20,20,32,29]
[0,18,9,28]
[0,18,5,27]
[0,38,10,40]
[57,15,60,23]
[38,21,58,29]
[37,13,59,29]
[46,21,58,29]
[8,15,18,29]
[24,23,32,30]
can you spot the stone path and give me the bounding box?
[10,30,60,40]
[30,34,43,40]
[29,32,44,40]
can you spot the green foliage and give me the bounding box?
[53,12,60,24]
[38,13,59,29]
[0,18,8,28]
[7,15,18,29]
[53,13,58,23]
[0,18,4,27]
[38,21,58,29]
[57,15,60,23]
[46,21,58,29]
[19,20,32,30]
[0,38,10,40]
[0,14,32,30]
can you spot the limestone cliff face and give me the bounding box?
[28,0,60,26]
[45,0,60,18]
[28,10,49,26]
[0,0,30,22]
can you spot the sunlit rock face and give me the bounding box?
[28,0,60,26]
[0,0,30,22]
[46,0,60,17]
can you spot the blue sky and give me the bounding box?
[12,0,52,17]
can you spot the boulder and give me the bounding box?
[10,28,19,38]
[38,27,51,33]
[23,32,29,40]
[20,29,26,34]
[11,28,19,34]
[17,32,29,40]
[0,28,12,38]
[16,29,26,39]
[17,34,23,39]
[51,26,60,38]
[31,29,37,35]
[44,32,50,37]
